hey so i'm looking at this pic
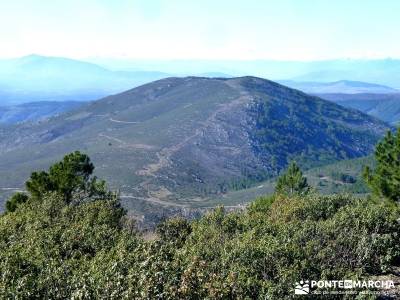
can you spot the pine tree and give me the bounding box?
[275,161,309,195]
[363,128,400,201]
[5,192,29,213]
[25,151,110,203]
[26,171,54,199]
[48,151,95,202]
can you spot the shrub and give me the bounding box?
[5,192,28,212]
[1,153,399,299]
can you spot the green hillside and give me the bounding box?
[0,77,390,222]
[0,101,84,124]
[204,155,373,208]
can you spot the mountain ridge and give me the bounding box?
[89,57,400,87]
[0,54,170,105]
[317,93,400,125]
[280,79,399,94]
[0,76,390,220]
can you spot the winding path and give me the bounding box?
[109,118,140,124]
[120,195,188,207]
[138,87,252,178]
[98,133,154,150]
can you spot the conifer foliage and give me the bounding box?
[363,128,400,201]
[26,151,110,203]
[275,161,310,195]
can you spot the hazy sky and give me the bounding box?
[1,0,399,60]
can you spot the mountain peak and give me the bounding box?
[0,76,389,216]
[23,53,44,58]
[18,54,47,62]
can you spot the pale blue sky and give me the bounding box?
[1,0,399,60]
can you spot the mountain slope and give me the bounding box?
[317,93,400,125]
[0,101,84,124]
[279,80,398,94]
[0,77,390,218]
[0,54,170,105]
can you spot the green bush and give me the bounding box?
[5,192,28,212]
[1,152,399,299]
[172,194,400,299]
[1,192,398,299]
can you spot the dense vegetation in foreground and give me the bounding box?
[2,191,398,299]
[1,131,400,299]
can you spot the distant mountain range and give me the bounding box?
[90,57,400,88]
[279,80,399,94]
[290,61,400,88]
[2,54,400,105]
[3,78,400,125]
[277,80,400,125]
[0,54,170,105]
[0,76,389,220]
[317,93,400,125]
[2,55,400,105]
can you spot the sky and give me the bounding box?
[1,0,399,60]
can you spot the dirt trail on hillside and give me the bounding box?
[137,83,252,178]
[99,133,154,150]
[132,80,253,205]
[109,118,140,124]
[120,195,188,207]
